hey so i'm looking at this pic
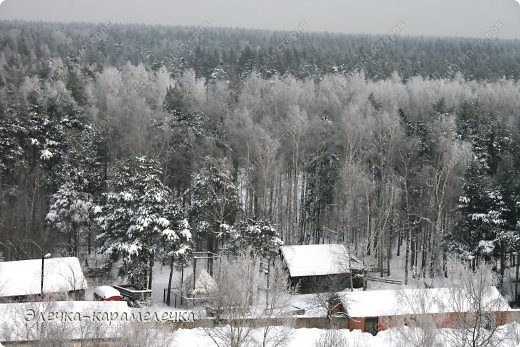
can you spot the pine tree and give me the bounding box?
[96,156,191,289]
[188,157,240,253]
[450,163,507,259]
[46,181,93,256]
[220,218,283,259]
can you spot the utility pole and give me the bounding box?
[29,239,51,296]
[40,252,52,295]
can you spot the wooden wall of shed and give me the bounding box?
[506,309,520,323]
[291,273,363,294]
[348,317,365,331]
[292,317,349,329]
[378,313,450,331]
[378,316,390,331]
[496,311,508,325]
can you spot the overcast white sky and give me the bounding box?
[0,0,520,39]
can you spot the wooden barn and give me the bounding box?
[0,257,87,302]
[279,244,364,294]
[335,286,510,335]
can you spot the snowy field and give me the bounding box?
[106,324,520,347]
[4,323,520,346]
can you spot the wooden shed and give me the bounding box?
[279,244,364,294]
[336,286,510,335]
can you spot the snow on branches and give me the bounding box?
[46,181,94,256]
[219,219,283,259]
[187,157,240,252]
[96,156,191,289]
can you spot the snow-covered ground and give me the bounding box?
[168,327,394,347]
[115,324,520,347]
[2,260,520,347]
[57,251,520,347]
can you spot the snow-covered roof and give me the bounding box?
[0,257,87,297]
[93,286,121,299]
[280,244,361,277]
[339,286,510,318]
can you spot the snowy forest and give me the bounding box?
[2,20,520,290]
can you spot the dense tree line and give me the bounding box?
[1,21,520,86]
[2,21,520,286]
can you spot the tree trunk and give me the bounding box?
[421,231,428,278]
[299,172,306,245]
[148,254,154,290]
[386,225,392,276]
[293,167,299,245]
[277,176,284,242]
[379,231,384,277]
[287,170,293,245]
[87,224,92,255]
[397,229,401,257]
[499,243,506,288]
[166,255,174,306]
[405,225,410,285]
[411,233,416,278]
[366,189,371,256]
[515,253,519,303]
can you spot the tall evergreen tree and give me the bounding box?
[96,156,191,289]
[187,157,240,253]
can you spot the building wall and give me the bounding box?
[291,273,363,294]
[0,289,85,303]
[506,309,520,323]
[348,317,365,331]
[496,311,508,325]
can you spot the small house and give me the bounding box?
[279,244,364,294]
[336,286,510,335]
[0,257,87,302]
